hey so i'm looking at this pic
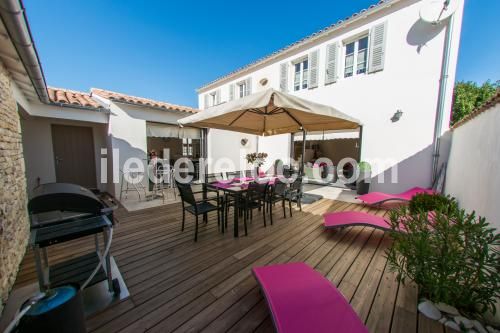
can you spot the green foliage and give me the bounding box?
[358,161,371,172]
[387,194,500,316]
[452,80,499,125]
[408,193,458,215]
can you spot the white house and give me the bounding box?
[197,0,465,192]
[16,0,466,201]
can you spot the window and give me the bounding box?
[182,138,193,156]
[238,82,246,98]
[210,92,217,106]
[344,36,369,78]
[293,58,308,91]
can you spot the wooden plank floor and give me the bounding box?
[14,198,448,333]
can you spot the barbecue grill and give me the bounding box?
[27,183,127,315]
[29,182,115,228]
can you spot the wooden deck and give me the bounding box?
[14,198,451,333]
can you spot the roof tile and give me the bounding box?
[91,88,199,114]
[48,87,103,109]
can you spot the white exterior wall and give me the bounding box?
[21,115,108,195]
[445,105,500,230]
[95,96,195,197]
[198,0,464,191]
[207,129,258,173]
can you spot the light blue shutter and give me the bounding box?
[229,84,234,101]
[279,63,288,92]
[245,77,252,96]
[368,21,388,73]
[308,50,319,89]
[325,42,339,85]
[204,94,209,109]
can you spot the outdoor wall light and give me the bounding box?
[391,109,403,122]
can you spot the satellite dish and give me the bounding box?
[420,0,458,25]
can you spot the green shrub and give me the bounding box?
[408,193,458,215]
[387,195,500,317]
[358,161,371,172]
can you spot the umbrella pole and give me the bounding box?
[202,129,208,199]
[301,130,306,177]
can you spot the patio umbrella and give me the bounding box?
[178,88,362,175]
[178,88,361,136]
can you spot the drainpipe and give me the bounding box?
[0,0,49,103]
[431,14,455,183]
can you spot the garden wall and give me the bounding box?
[445,93,500,230]
[0,62,30,313]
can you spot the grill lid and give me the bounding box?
[28,183,105,215]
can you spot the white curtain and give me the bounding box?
[293,129,359,141]
[147,123,200,139]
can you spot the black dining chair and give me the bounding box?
[267,179,288,225]
[285,176,303,216]
[176,181,221,241]
[244,181,268,227]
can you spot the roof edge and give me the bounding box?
[91,87,200,114]
[197,0,400,93]
[0,0,49,103]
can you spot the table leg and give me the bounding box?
[234,192,239,238]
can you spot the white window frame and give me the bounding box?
[237,81,246,99]
[182,138,193,156]
[292,57,308,91]
[209,91,217,107]
[343,34,369,78]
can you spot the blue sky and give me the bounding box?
[24,0,499,108]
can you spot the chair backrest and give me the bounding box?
[255,181,270,199]
[205,173,220,183]
[222,171,238,181]
[246,182,259,200]
[176,181,196,206]
[244,170,253,177]
[291,177,303,192]
[272,179,288,196]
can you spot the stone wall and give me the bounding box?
[0,62,30,313]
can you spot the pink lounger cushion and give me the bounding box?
[252,262,369,333]
[356,186,434,205]
[324,211,392,231]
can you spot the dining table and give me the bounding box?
[208,176,277,238]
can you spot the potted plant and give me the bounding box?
[387,193,500,327]
[356,161,371,195]
[246,152,268,178]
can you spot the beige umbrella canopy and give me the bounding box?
[178,88,361,136]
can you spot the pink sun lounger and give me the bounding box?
[356,186,434,206]
[323,211,436,232]
[324,211,393,231]
[252,262,369,333]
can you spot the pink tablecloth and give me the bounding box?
[211,176,277,190]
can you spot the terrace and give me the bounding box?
[14,198,445,333]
